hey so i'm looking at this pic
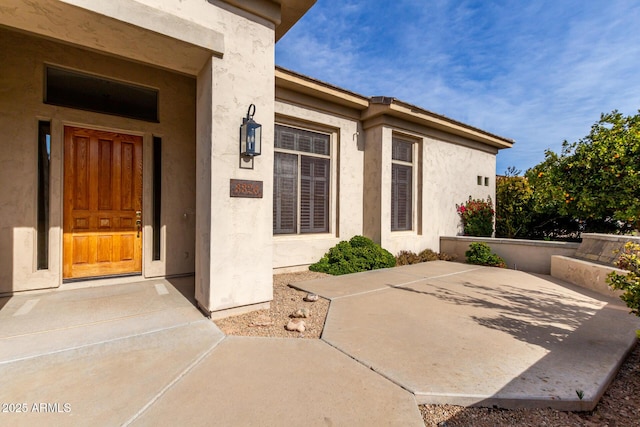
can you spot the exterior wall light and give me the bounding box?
[240,104,262,157]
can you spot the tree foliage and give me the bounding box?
[495,167,534,238]
[527,111,640,233]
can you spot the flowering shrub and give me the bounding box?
[607,242,640,335]
[456,196,494,237]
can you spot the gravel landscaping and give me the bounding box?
[214,271,330,339]
[214,271,640,426]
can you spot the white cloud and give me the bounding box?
[276,0,640,173]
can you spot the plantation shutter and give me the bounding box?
[274,124,330,235]
[392,139,413,162]
[391,138,413,231]
[273,152,298,234]
[391,163,412,231]
[300,156,329,233]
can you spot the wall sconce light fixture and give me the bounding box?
[240,104,262,157]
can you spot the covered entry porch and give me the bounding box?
[0,0,305,316]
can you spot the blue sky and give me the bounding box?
[275,0,640,174]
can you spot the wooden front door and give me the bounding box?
[63,127,143,279]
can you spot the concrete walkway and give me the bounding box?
[1,262,638,426]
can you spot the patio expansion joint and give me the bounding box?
[329,286,390,301]
[319,337,418,398]
[326,267,484,301]
[314,266,487,404]
[121,335,227,426]
[0,318,213,366]
[1,307,184,340]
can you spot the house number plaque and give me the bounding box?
[230,179,263,198]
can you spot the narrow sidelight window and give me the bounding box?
[152,136,162,261]
[37,121,51,269]
[391,138,413,231]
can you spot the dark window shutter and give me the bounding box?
[391,163,412,231]
[274,124,331,235]
[300,156,329,233]
[392,139,413,162]
[273,153,298,234]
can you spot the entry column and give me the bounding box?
[195,51,275,317]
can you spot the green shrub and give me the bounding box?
[456,196,495,237]
[607,242,640,336]
[465,242,506,268]
[310,235,396,275]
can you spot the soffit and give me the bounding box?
[220,0,315,41]
[275,0,316,41]
[0,0,223,76]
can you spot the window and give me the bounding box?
[37,121,51,269]
[273,125,330,234]
[391,138,413,231]
[45,66,159,122]
[152,136,162,261]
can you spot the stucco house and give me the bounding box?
[0,0,513,318]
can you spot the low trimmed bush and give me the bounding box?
[309,235,396,275]
[395,248,456,266]
[465,242,506,268]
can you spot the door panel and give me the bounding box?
[63,127,143,279]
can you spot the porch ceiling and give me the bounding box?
[0,0,224,76]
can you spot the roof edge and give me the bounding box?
[366,97,514,149]
[276,68,515,149]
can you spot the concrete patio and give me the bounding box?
[1,262,638,426]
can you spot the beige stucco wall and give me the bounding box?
[550,255,624,297]
[440,236,580,274]
[0,28,196,293]
[194,6,276,314]
[363,120,498,257]
[420,135,497,252]
[272,101,365,269]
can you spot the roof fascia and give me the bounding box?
[362,99,514,150]
[275,68,370,111]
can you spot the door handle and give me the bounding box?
[136,219,141,238]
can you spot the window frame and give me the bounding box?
[391,136,415,232]
[273,123,334,236]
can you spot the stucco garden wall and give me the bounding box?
[272,102,364,270]
[0,29,196,294]
[440,236,580,274]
